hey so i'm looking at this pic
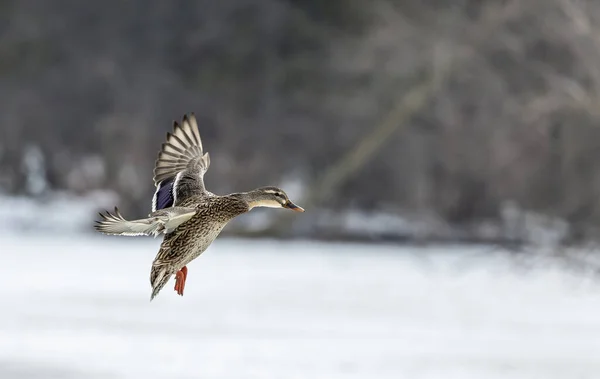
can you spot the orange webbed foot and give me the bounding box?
[174,266,188,296]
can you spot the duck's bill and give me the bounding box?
[285,201,305,212]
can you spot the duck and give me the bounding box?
[94,113,304,301]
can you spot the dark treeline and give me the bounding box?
[2,0,600,243]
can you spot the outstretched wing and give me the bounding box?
[152,113,210,211]
[95,206,197,237]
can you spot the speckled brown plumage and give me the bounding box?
[148,194,249,300]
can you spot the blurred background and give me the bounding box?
[2,0,600,378]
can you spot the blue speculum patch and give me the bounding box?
[153,177,175,211]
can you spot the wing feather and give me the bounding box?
[152,113,210,209]
[94,207,197,237]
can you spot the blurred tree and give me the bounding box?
[2,0,600,243]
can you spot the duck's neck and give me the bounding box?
[231,190,280,210]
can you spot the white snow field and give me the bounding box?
[1,233,600,379]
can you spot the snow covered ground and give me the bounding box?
[1,233,600,379]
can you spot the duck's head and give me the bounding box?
[246,186,305,212]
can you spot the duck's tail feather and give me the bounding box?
[149,266,172,301]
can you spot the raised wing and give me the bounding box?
[152,113,210,211]
[95,206,197,237]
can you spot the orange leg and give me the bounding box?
[174,266,188,296]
